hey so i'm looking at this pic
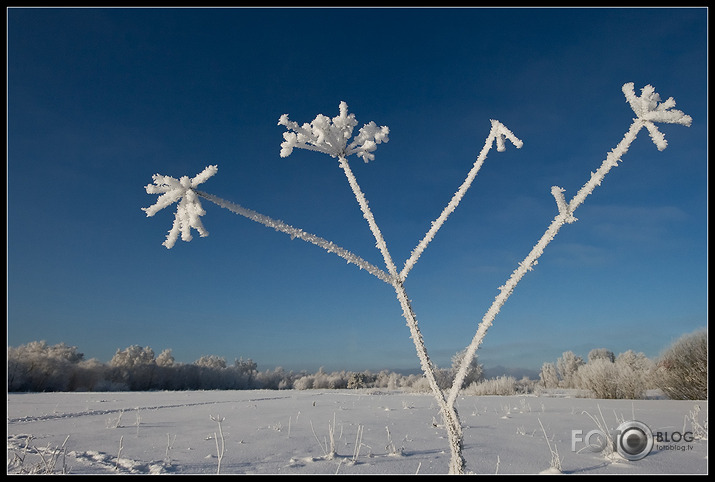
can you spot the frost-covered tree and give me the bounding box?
[572,349,654,399]
[557,351,584,388]
[293,367,350,390]
[109,345,156,391]
[614,350,654,399]
[654,329,707,400]
[588,348,615,364]
[234,357,258,387]
[575,358,619,399]
[110,345,156,367]
[192,356,228,389]
[142,83,692,474]
[450,348,484,388]
[347,372,370,389]
[156,348,175,367]
[74,358,109,391]
[194,355,227,369]
[8,341,85,392]
[254,366,296,390]
[539,362,559,389]
[374,370,401,390]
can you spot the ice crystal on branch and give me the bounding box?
[622,82,692,151]
[142,165,218,249]
[278,101,389,162]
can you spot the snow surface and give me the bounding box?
[7,390,707,475]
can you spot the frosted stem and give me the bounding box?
[338,155,466,474]
[338,157,399,278]
[448,120,646,407]
[401,120,522,279]
[196,191,392,284]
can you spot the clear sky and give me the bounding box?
[7,7,707,375]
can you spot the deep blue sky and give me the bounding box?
[7,7,707,374]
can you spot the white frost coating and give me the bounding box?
[278,102,389,162]
[142,165,218,249]
[401,120,522,279]
[338,157,399,278]
[622,82,692,151]
[195,190,392,285]
[448,83,692,408]
[551,186,577,224]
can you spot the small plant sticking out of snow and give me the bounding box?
[209,414,226,474]
[684,405,708,441]
[309,413,338,460]
[7,434,71,474]
[385,426,404,457]
[538,418,563,474]
[143,84,691,474]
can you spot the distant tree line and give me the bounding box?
[536,329,707,400]
[8,330,706,400]
[6,343,482,393]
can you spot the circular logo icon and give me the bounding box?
[615,420,653,461]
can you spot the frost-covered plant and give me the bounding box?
[209,414,226,474]
[580,404,618,460]
[538,418,562,473]
[8,434,71,475]
[309,413,338,460]
[539,362,559,389]
[142,83,691,474]
[142,165,217,248]
[614,350,654,399]
[541,348,653,398]
[447,83,691,411]
[464,375,519,396]
[273,104,521,474]
[7,341,86,392]
[115,435,124,471]
[683,404,708,440]
[557,351,584,388]
[575,358,620,399]
[654,329,707,400]
[277,101,389,162]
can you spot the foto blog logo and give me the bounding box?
[572,420,654,461]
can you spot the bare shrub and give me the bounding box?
[575,359,619,399]
[464,376,518,396]
[653,329,707,400]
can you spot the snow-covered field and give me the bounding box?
[7,389,707,475]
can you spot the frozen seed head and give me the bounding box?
[278,102,389,162]
[142,165,218,248]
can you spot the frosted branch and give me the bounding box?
[492,119,523,152]
[142,165,218,249]
[550,186,577,224]
[195,191,393,285]
[401,120,522,279]
[338,157,399,279]
[338,150,464,471]
[448,82,691,407]
[278,102,389,162]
